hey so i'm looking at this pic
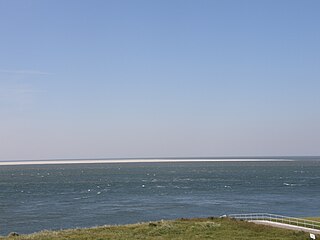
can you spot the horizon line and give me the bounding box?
[0,156,319,166]
[0,155,319,162]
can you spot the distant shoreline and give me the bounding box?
[0,158,294,166]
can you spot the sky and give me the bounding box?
[0,0,320,160]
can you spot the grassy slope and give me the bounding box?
[1,218,314,240]
[306,217,320,221]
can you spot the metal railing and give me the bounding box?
[226,213,320,231]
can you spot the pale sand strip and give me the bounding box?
[251,220,320,235]
[0,158,292,166]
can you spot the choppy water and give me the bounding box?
[1,160,320,235]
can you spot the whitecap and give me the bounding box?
[283,183,297,186]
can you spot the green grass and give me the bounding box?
[264,217,320,230]
[1,217,316,240]
[306,217,320,222]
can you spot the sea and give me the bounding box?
[0,158,320,235]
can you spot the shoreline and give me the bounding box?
[0,158,293,166]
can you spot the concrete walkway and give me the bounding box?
[251,220,320,235]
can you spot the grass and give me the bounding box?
[263,217,320,230]
[0,217,316,240]
[306,217,320,221]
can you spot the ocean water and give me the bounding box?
[0,160,320,235]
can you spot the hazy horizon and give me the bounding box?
[1,1,320,161]
[1,155,319,163]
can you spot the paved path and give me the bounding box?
[251,220,320,235]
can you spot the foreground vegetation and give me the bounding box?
[1,217,316,240]
[307,217,320,221]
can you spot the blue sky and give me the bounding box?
[0,0,319,160]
